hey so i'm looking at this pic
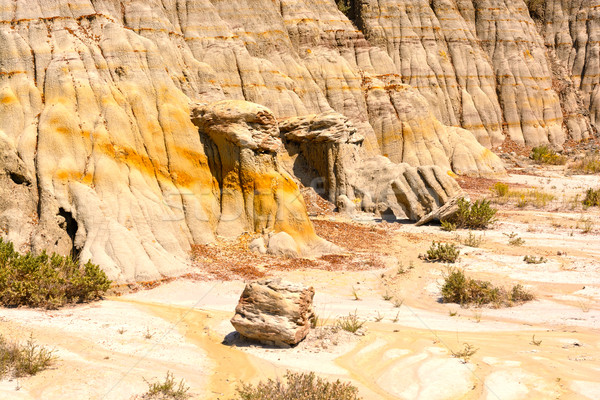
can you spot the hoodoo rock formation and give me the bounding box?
[0,0,597,281]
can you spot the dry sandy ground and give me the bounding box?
[1,170,599,399]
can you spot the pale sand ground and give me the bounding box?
[1,171,599,399]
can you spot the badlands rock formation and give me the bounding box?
[280,111,465,220]
[351,0,594,146]
[0,0,597,281]
[231,278,315,346]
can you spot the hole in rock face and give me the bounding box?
[9,172,30,186]
[58,208,81,259]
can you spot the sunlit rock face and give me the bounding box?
[536,0,599,138]
[0,0,594,281]
[351,0,594,148]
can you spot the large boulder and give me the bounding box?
[230,278,314,347]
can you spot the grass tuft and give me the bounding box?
[143,371,190,400]
[451,343,478,363]
[336,311,365,333]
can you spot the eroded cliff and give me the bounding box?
[0,0,596,281]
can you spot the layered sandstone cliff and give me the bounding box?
[0,0,596,281]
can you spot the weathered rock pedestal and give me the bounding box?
[230,278,314,347]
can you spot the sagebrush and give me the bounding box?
[445,198,497,229]
[0,238,111,309]
[583,188,600,207]
[441,268,534,307]
[237,371,361,400]
[425,242,460,263]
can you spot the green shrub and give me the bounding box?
[583,188,600,207]
[0,334,55,378]
[237,371,361,400]
[425,242,460,263]
[0,238,111,309]
[336,0,351,17]
[441,268,534,307]
[504,232,525,246]
[143,371,190,400]
[447,198,497,229]
[530,145,566,165]
[510,284,535,303]
[491,182,509,197]
[440,220,456,232]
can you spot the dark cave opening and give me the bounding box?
[58,208,81,259]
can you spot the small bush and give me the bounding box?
[523,255,547,264]
[336,0,351,17]
[491,182,509,197]
[447,198,497,230]
[425,242,460,263]
[0,238,111,309]
[237,371,361,400]
[530,145,566,165]
[440,268,534,307]
[0,334,55,378]
[462,231,485,248]
[336,311,365,333]
[583,188,600,207]
[510,284,535,303]
[504,232,525,246]
[143,371,190,400]
[451,343,478,363]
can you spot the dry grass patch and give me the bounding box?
[570,152,600,174]
[237,371,361,400]
[491,183,556,208]
[0,334,55,378]
[141,371,190,400]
